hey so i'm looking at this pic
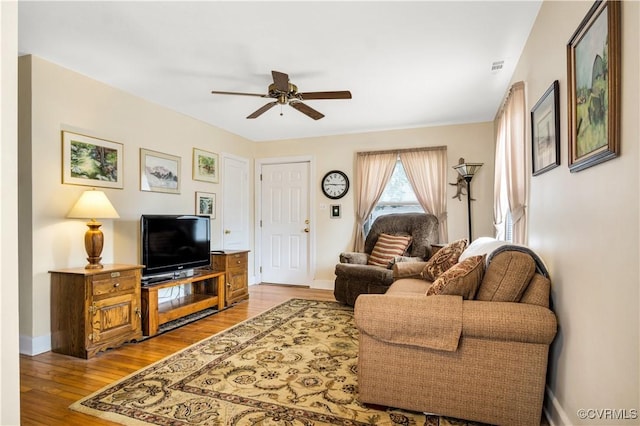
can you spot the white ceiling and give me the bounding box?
[18,1,541,142]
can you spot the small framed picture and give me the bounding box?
[330,204,341,218]
[62,131,123,189]
[196,192,216,218]
[531,80,560,176]
[140,148,181,194]
[193,148,219,183]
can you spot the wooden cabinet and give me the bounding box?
[140,270,225,337]
[50,264,143,359]
[211,250,249,306]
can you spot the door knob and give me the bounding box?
[304,228,310,233]
[224,229,231,234]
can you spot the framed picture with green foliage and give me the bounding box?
[567,0,620,172]
[62,131,123,189]
[192,148,219,183]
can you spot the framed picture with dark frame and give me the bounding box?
[195,191,216,218]
[62,131,124,189]
[531,80,560,176]
[567,0,620,173]
[140,148,181,194]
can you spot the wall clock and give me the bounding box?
[321,170,349,199]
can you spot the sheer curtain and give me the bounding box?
[494,81,528,244]
[353,151,397,251]
[399,147,448,242]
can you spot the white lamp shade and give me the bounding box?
[453,162,483,178]
[67,189,120,220]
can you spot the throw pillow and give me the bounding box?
[426,255,485,299]
[421,238,468,281]
[367,233,413,268]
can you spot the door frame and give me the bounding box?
[254,156,316,285]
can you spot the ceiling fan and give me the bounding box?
[211,70,352,120]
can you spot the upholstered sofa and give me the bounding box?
[354,238,557,426]
[334,213,439,306]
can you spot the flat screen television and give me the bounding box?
[140,214,211,280]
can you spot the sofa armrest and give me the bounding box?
[354,295,557,352]
[339,252,369,264]
[392,261,427,279]
[355,294,463,351]
[462,300,557,344]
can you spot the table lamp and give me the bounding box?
[67,189,120,269]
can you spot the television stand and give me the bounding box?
[140,269,226,337]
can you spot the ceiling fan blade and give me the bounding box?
[271,70,289,92]
[298,91,352,100]
[289,101,325,120]
[247,101,278,119]
[211,90,266,97]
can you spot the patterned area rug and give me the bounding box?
[71,298,485,425]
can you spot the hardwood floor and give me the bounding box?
[19,284,336,426]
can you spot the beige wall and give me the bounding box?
[19,55,497,355]
[510,1,639,424]
[19,56,256,353]
[255,124,496,283]
[1,2,22,424]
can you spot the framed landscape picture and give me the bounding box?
[567,0,620,172]
[193,148,219,183]
[140,148,181,194]
[196,191,216,218]
[531,80,560,176]
[62,131,123,189]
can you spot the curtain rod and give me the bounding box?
[357,146,446,156]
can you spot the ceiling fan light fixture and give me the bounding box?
[212,70,351,120]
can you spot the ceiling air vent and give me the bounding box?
[491,61,504,71]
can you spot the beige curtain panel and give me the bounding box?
[494,81,528,244]
[399,148,448,242]
[353,151,397,251]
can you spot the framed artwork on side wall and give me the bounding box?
[567,0,620,172]
[140,148,181,194]
[531,80,560,176]
[62,131,123,189]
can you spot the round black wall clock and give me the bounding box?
[321,170,349,199]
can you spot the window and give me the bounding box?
[364,159,424,234]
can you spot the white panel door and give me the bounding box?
[260,162,311,285]
[222,154,249,250]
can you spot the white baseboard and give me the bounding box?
[310,279,334,290]
[544,385,572,426]
[20,333,51,356]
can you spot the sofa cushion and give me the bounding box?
[476,251,535,302]
[387,278,432,295]
[421,238,468,280]
[519,273,551,307]
[367,233,412,268]
[427,255,484,299]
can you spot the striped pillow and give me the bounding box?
[367,233,412,268]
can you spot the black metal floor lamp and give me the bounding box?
[453,161,483,243]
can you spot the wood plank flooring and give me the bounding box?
[20,284,336,426]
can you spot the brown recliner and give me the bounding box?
[334,213,439,306]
